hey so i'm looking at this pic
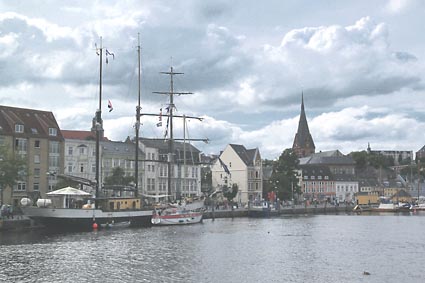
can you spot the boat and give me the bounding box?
[371,202,413,213]
[248,200,272,217]
[151,200,204,225]
[148,66,206,225]
[21,36,152,230]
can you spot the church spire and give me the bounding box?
[292,92,315,158]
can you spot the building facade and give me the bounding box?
[211,144,262,204]
[0,105,64,206]
[367,143,413,165]
[299,150,358,203]
[138,138,202,202]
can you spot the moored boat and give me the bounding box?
[21,37,153,230]
[151,200,204,225]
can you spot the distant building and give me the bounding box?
[211,144,262,204]
[101,140,144,197]
[62,130,98,194]
[138,138,202,201]
[299,150,358,202]
[299,150,356,175]
[292,94,315,158]
[301,165,335,201]
[367,143,413,165]
[0,105,64,206]
[416,145,425,161]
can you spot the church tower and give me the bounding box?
[292,93,315,158]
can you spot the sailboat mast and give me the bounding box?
[167,67,175,202]
[95,36,103,209]
[183,115,186,200]
[135,34,141,198]
[154,66,192,202]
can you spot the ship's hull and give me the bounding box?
[151,212,203,225]
[22,206,152,230]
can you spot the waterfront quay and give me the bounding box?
[0,204,356,232]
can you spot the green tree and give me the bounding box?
[222,183,238,202]
[270,148,300,201]
[201,167,212,194]
[103,167,134,196]
[104,167,134,186]
[350,151,368,169]
[0,145,26,205]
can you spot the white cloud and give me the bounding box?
[386,0,412,14]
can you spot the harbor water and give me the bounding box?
[1,213,425,283]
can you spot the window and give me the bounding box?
[49,128,57,136]
[91,164,96,173]
[34,140,40,148]
[68,147,73,155]
[31,128,38,134]
[49,141,59,154]
[80,163,85,173]
[15,124,24,133]
[34,154,40,164]
[68,163,73,173]
[34,168,40,178]
[15,182,26,191]
[15,138,27,152]
[152,153,155,160]
[33,183,39,191]
[79,147,85,155]
[49,156,59,167]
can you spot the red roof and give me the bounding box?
[62,130,109,141]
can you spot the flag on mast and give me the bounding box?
[218,157,231,175]
[105,49,115,64]
[156,108,162,127]
[108,100,113,112]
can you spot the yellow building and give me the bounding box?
[356,191,379,205]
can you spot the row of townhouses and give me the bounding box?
[1,98,423,207]
[0,105,263,207]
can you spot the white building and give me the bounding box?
[138,138,202,201]
[211,144,262,204]
[62,130,98,194]
[334,175,359,203]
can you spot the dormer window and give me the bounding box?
[15,124,24,133]
[49,127,57,136]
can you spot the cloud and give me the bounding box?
[386,0,412,14]
[258,17,423,110]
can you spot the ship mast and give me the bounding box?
[93,36,104,209]
[134,34,141,198]
[153,67,191,202]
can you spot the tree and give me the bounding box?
[103,167,135,196]
[270,148,300,201]
[201,167,212,194]
[0,145,26,205]
[222,183,238,203]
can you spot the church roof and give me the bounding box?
[292,94,315,152]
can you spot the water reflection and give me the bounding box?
[1,214,425,282]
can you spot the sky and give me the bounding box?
[0,0,424,159]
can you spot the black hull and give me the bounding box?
[33,215,152,231]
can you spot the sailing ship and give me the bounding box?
[148,67,206,225]
[21,36,152,230]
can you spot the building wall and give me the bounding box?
[211,145,262,204]
[64,139,97,193]
[1,131,64,206]
[335,181,359,203]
